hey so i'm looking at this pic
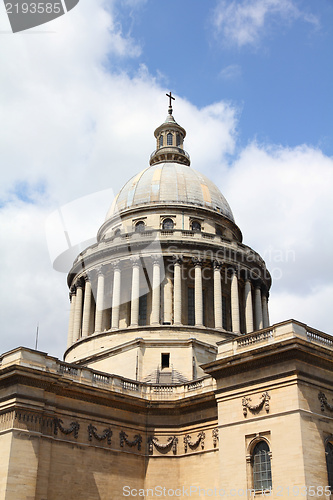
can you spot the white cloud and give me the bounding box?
[0,0,331,363]
[0,0,239,358]
[212,0,319,48]
[219,64,242,81]
[221,142,333,332]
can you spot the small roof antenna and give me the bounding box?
[35,323,39,351]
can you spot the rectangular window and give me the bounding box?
[188,287,205,325]
[222,295,227,329]
[161,353,170,369]
[188,287,195,326]
[139,294,147,326]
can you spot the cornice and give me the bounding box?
[203,337,333,380]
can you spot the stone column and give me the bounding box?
[72,279,83,341]
[173,256,182,325]
[255,285,263,330]
[244,279,254,333]
[230,270,240,333]
[82,277,92,337]
[67,288,76,348]
[213,261,223,329]
[151,258,161,325]
[111,262,121,329]
[262,293,270,328]
[94,269,105,332]
[130,258,140,327]
[193,258,203,327]
[163,262,173,324]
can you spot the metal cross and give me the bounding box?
[166,91,175,107]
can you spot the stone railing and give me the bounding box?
[217,320,332,359]
[73,228,265,272]
[306,327,333,347]
[0,347,215,401]
[236,328,274,347]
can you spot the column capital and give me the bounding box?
[130,256,141,267]
[227,265,239,277]
[212,260,223,270]
[75,277,84,289]
[70,285,76,295]
[172,255,183,265]
[112,260,121,271]
[152,255,162,266]
[192,257,204,268]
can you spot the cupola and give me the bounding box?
[150,92,190,166]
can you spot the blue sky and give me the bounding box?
[0,0,332,357]
[115,0,333,155]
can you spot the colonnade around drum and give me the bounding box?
[67,255,270,347]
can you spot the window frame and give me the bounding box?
[325,440,333,491]
[251,440,273,492]
[162,218,174,230]
[135,221,145,233]
[191,220,202,232]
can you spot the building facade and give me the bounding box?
[0,101,332,499]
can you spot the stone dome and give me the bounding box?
[106,162,235,222]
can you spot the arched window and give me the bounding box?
[191,221,201,232]
[135,221,145,233]
[167,133,173,146]
[326,442,333,490]
[162,218,174,230]
[252,441,272,491]
[159,135,163,147]
[176,134,181,147]
[114,228,121,237]
[216,226,223,236]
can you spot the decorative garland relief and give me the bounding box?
[318,391,333,412]
[242,391,270,417]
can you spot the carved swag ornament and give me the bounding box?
[318,391,333,412]
[183,432,205,453]
[53,417,80,438]
[212,428,219,448]
[148,436,178,455]
[242,391,270,417]
[88,424,112,445]
[119,431,142,451]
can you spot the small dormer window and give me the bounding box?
[135,221,145,232]
[159,135,163,147]
[191,221,201,232]
[167,133,173,146]
[176,134,181,147]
